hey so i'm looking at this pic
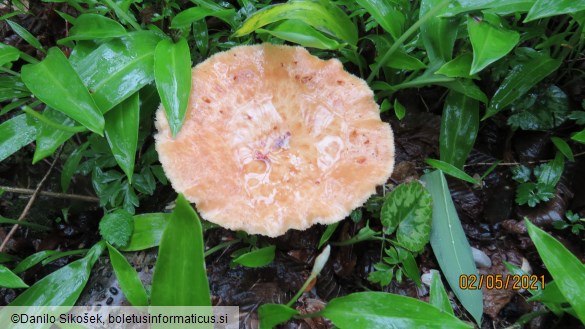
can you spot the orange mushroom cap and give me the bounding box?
[155,44,394,237]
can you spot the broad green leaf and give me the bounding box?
[440,91,479,169]
[232,245,276,268]
[0,252,17,263]
[259,303,299,329]
[0,43,19,67]
[385,50,427,70]
[234,0,358,46]
[12,250,56,274]
[319,222,339,248]
[73,31,161,114]
[525,0,585,22]
[257,20,340,50]
[356,0,405,40]
[9,241,104,306]
[151,194,211,306]
[106,244,148,306]
[105,93,139,182]
[380,181,432,252]
[425,159,479,184]
[537,152,564,187]
[6,20,45,53]
[436,53,476,79]
[322,292,472,329]
[61,142,89,192]
[171,7,236,29]
[467,14,519,74]
[572,129,585,144]
[485,52,561,119]
[551,137,574,161]
[420,0,459,63]
[21,48,104,135]
[122,213,169,251]
[525,219,585,323]
[0,265,28,288]
[154,38,191,138]
[421,170,483,325]
[430,270,454,316]
[59,13,127,44]
[0,114,36,162]
[41,249,88,266]
[99,210,134,248]
[32,108,76,164]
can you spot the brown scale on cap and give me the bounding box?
[155,44,395,237]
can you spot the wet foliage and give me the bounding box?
[0,0,585,328]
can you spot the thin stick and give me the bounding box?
[0,148,61,252]
[0,186,99,203]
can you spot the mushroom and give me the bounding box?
[155,44,394,237]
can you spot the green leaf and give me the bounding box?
[234,0,358,46]
[0,265,28,288]
[106,243,148,306]
[121,213,169,251]
[9,241,104,306]
[525,0,585,22]
[0,43,19,67]
[257,20,340,50]
[0,216,50,231]
[421,170,483,325]
[171,7,236,29]
[536,152,564,187]
[61,142,89,192]
[572,129,585,144]
[440,91,479,169]
[151,194,211,306]
[12,250,56,274]
[394,99,406,120]
[467,14,519,75]
[105,93,139,182]
[442,0,534,16]
[322,292,472,329]
[401,250,422,286]
[380,181,432,252]
[420,0,459,63]
[99,210,134,248]
[319,222,339,248]
[436,53,476,79]
[21,48,104,135]
[6,20,45,53]
[73,31,161,113]
[525,219,585,323]
[430,270,454,316]
[154,38,192,138]
[32,108,76,164]
[437,79,488,104]
[59,13,127,44]
[259,303,299,329]
[356,0,405,40]
[0,114,36,162]
[507,85,570,131]
[485,52,562,119]
[232,245,276,268]
[425,159,479,184]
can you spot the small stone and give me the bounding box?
[471,247,492,268]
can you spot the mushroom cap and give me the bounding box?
[155,44,394,237]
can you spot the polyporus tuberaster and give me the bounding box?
[155,44,394,237]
